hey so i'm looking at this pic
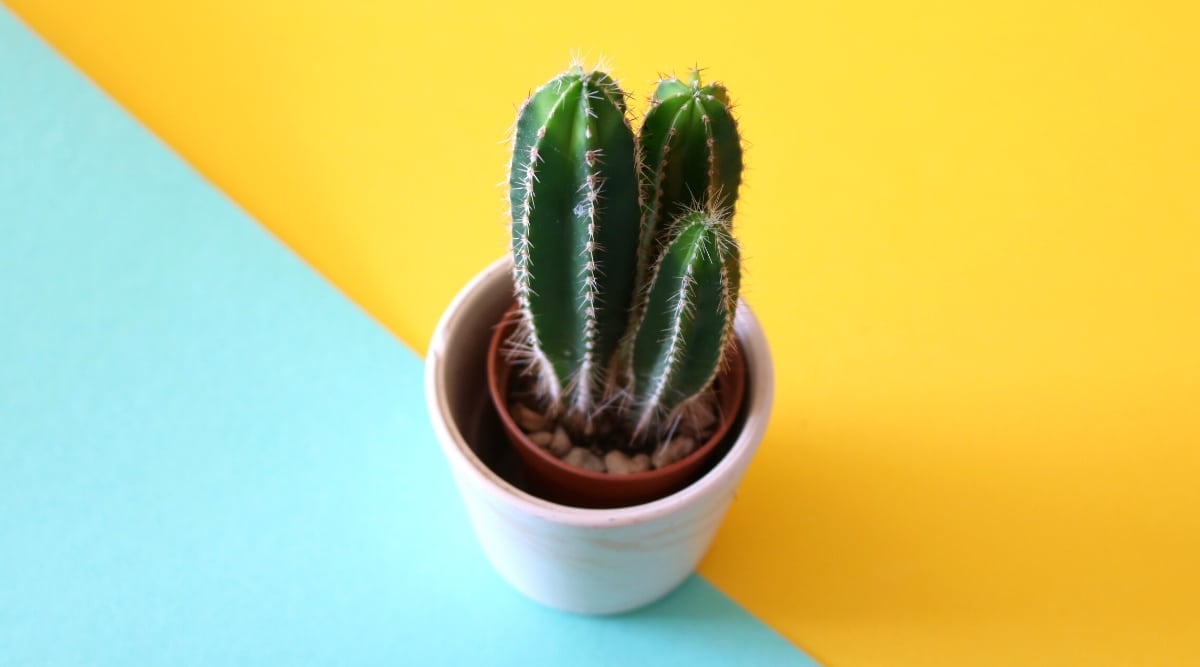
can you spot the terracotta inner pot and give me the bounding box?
[486,306,748,509]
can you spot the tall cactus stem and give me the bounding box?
[508,66,640,420]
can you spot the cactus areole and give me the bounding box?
[488,63,748,507]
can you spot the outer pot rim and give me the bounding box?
[425,256,775,528]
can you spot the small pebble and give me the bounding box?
[564,447,605,473]
[528,431,553,447]
[548,427,573,457]
[651,436,697,469]
[631,454,651,473]
[602,451,652,475]
[604,450,637,475]
[510,402,548,432]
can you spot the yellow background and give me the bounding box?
[10,1,1198,663]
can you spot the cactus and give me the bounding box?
[635,70,743,287]
[507,63,744,445]
[508,66,641,418]
[629,209,740,435]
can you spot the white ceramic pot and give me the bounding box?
[425,256,775,615]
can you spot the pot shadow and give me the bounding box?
[461,378,530,488]
[564,574,821,663]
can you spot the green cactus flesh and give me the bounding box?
[636,70,743,285]
[630,209,741,435]
[509,67,641,416]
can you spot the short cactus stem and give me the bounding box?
[628,209,741,436]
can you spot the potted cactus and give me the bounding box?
[491,65,747,508]
[426,62,775,614]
